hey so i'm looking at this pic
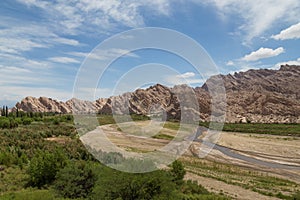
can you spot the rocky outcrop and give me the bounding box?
[15,96,71,113]
[14,65,300,123]
[215,65,300,123]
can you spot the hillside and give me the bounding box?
[14,65,300,123]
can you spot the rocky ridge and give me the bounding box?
[14,65,300,123]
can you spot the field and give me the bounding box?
[0,114,230,200]
[0,114,299,199]
[83,120,300,199]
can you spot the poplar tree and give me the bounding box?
[5,106,8,117]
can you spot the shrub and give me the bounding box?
[170,160,186,184]
[52,118,60,125]
[54,161,96,199]
[0,118,10,129]
[27,150,66,188]
[9,118,18,128]
[22,117,33,125]
[92,167,177,200]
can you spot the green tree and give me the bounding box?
[170,160,186,184]
[54,161,96,199]
[92,166,177,200]
[5,106,8,117]
[1,106,4,116]
[27,150,66,188]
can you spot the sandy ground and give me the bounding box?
[185,172,280,200]
[213,132,300,182]
[218,132,300,163]
[80,121,300,198]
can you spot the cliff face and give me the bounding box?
[218,65,300,123]
[15,65,300,123]
[15,96,71,113]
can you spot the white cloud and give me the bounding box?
[176,72,195,78]
[226,61,234,66]
[52,37,80,46]
[17,0,171,35]
[0,85,72,104]
[68,48,139,61]
[74,87,114,100]
[198,0,300,42]
[0,53,51,69]
[0,37,46,54]
[274,58,300,68]
[0,65,31,74]
[48,57,80,64]
[242,47,285,62]
[0,22,81,55]
[165,72,203,85]
[271,22,300,40]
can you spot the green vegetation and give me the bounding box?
[170,160,186,184]
[0,113,229,199]
[54,161,96,199]
[1,112,299,199]
[152,133,174,140]
[181,157,300,199]
[199,121,300,136]
[27,150,67,188]
[221,123,300,136]
[160,121,300,136]
[0,189,57,200]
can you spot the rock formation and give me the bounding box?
[14,65,300,123]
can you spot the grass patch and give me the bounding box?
[0,189,58,200]
[199,121,300,136]
[222,123,300,136]
[97,114,149,126]
[163,122,181,131]
[152,133,174,140]
[181,156,300,199]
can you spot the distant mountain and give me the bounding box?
[14,65,300,123]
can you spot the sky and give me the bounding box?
[1,0,300,106]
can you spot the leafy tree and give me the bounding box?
[92,166,178,200]
[170,160,186,184]
[27,150,66,188]
[54,161,96,199]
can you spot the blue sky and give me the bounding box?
[1,0,300,106]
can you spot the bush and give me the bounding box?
[170,160,186,184]
[22,117,33,125]
[0,151,16,166]
[181,180,209,195]
[27,150,66,188]
[92,167,177,200]
[9,118,18,128]
[0,118,10,129]
[54,161,96,199]
[52,118,60,125]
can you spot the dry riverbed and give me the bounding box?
[81,121,300,199]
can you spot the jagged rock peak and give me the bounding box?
[14,65,300,123]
